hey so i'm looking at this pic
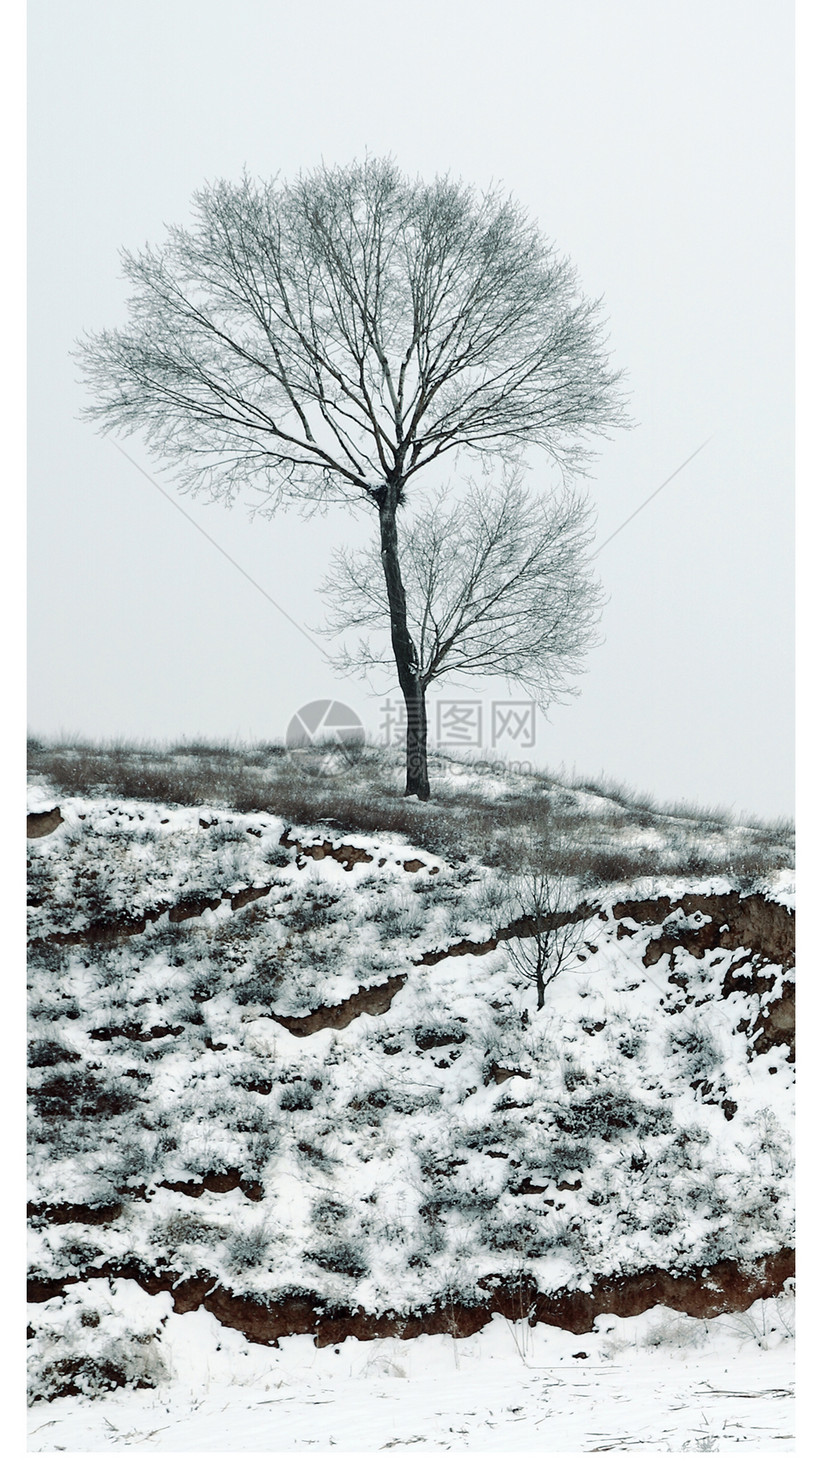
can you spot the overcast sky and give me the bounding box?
[27,0,794,818]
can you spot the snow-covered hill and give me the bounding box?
[26,742,795,1447]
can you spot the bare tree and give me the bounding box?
[504,849,591,1010]
[319,472,603,717]
[78,158,626,798]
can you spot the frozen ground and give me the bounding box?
[27,743,795,1453]
[27,794,794,1317]
[28,1284,794,1452]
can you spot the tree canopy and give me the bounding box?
[320,474,603,704]
[80,159,625,508]
[79,158,627,798]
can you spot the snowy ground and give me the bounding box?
[26,749,796,1454]
[27,1284,794,1452]
[27,796,794,1318]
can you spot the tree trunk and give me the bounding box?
[376,482,431,800]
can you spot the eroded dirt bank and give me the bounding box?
[30,826,796,1054]
[612,891,794,970]
[27,816,793,1366]
[269,887,794,1044]
[28,1247,794,1345]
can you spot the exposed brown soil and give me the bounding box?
[280,828,375,871]
[612,890,794,970]
[158,1170,264,1201]
[752,983,795,1057]
[35,904,172,950]
[27,807,63,839]
[168,893,225,922]
[610,892,795,1062]
[229,883,274,911]
[29,817,795,1055]
[89,1023,185,1043]
[271,974,407,1035]
[28,1359,156,1404]
[420,890,793,980]
[34,885,272,950]
[27,1247,794,1345]
[267,889,794,1043]
[30,826,433,949]
[27,1201,123,1226]
[509,1176,550,1195]
[279,827,439,875]
[488,1064,532,1085]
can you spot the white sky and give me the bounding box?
[26,0,794,818]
